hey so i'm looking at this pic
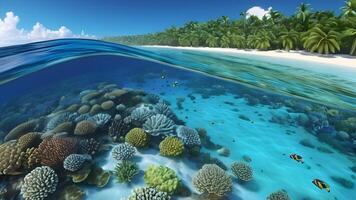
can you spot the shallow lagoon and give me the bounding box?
[0,40,355,200]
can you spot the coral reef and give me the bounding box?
[90,104,102,115]
[144,165,179,194]
[266,190,291,200]
[127,187,171,200]
[54,185,85,200]
[154,101,177,120]
[21,166,58,200]
[101,100,114,110]
[90,113,111,127]
[143,114,175,136]
[108,119,132,141]
[78,105,90,114]
[74,120,97,135]
[64,154,92,172]
[46,112,76,131]
[4,119,39,141]
[114,161,139,183]
[217,147,230,157]
[112,143,136,161]
[231,162,253,181]
[79,138,100,155]
[176,126,201,147]
[85,166,111,187]
[192,164,232,198]
[131,104,155,125]
[159,136,184,157]
[125,128,150,148]
[52,122,74,134]
[30,137,77,167]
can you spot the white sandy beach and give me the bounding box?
[146,46,356,69]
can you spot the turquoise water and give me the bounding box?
[0,39,355,200]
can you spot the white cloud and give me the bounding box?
[0,11,94,47]
[246,6,272,19]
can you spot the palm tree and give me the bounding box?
[280,30,299,51]
[230,34,246,48]
[206,34,219,47]
[296,3,311,23]
[220,35,230,48]
[303,27,341,54]
[341,28,356,55]
[247,31,274,50]
[342,0,356,17]
[268,9,282,24]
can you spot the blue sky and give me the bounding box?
[0,0,345,38]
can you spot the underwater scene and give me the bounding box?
[0,39,355,200]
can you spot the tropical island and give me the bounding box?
[104,1,356,56]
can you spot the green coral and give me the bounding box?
[159,136,184,157]
[114,161,139,183]
[144,165,179,194]
[125,128,150,148]
[231,162,253,181]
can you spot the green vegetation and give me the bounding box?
[104,0,356,55]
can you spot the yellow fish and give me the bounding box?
[290,153,304,163]
[312,179,330,192]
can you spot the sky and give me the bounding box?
[0,0,345,46]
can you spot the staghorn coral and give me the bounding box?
[127,187,171,200]
[108,119,132,141]
[159,136,184,157]
[114,161,139,183]
[266,190,291,200]
[231,162,253,181]
[154,101,176,120]
[143,114,175,136]
[112,143,136,161]
[74,120,97,136]
[176,126,201,147]
[64,154,92,172]
[30,137,77,167]
[101,100,114,110]
[4,119,39,141]
[131,105,155,125]
[21,166,58,200]
[90,113,111,127]
[125,128,150,148]
[193,164,232,198]
[144,165,179,194]
[79,138,100,155]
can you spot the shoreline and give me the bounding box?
[144,45,356,69]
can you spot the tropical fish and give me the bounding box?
[312,179,330,192]
[290,153,304,163]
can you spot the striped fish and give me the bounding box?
[312,179,330,192]
[290,153,304,163]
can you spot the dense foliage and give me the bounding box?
[104,1,356,55]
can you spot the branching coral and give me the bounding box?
[64,154,92,172]
[112,143,136,161]
[159,136,184,157]
[30,137,77,167]
[144,165,179,194]
[74,120,97,135]
[127,187,171,200]
[114,161,139,183]
[125,128,150,148]
[231,162,253,181]
[79,138,100,155]
[143,114,175,136]
[108,119,132,141]
[176,126,201,147]
[193,164,232,198]
[267,190,291,200]
[4,119,39,141]
[154,101,176,120]
[21,166,58,200]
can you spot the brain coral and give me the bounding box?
[125,128,150,148]
[63,154,92,172]
[112,143,136,161]
[231,162,253,181]
[30,137,77,167]
[176,126,201,147]
[127,187,171,200]
[4,119,39,141]
[143,114,175,136]
[74,120,97,135]
[17,132,41,150]
[131,105,155,125]
[267,190,291,200]
[154,102,177,120]
[159,136,184,157]
[144,165,179,194]
[193,164,232,198]
[21,166,58,200]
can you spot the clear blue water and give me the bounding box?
[0,39,355,200]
